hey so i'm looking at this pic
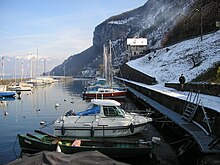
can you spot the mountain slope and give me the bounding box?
[127,30,220,83]
[51,0,219,78]
[51,0,193,76]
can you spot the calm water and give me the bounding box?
[0,79,91,164]
[0,79,153,165]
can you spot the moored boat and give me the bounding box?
[0,91,16,97]
[54,99,152,137]
[0,85,16,97]
[18,132,154,158]
[7,82,32,91]
[82,87,127,99]
[82,41,127,100]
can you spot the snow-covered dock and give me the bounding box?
[128,86,220,154]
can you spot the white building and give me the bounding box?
[126,38,148,60]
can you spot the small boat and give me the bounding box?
[18,130,154,158]
[82,87,127,99]
[7,82,32,91]
[0,85,16,98]
[82,41,127,100]
[0,91,16,97]
[54,99,152,137]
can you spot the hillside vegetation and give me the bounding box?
[161,0,219,47]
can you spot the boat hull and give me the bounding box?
[54,123,147,137]
[0,92,16,97]
[8,87,32,91]
[82,91,127,99]
[18,134,153,158]
[54,99,152,138]
[18,134,56,152]
[59,142,152,158]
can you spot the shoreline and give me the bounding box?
[0,78,30,85]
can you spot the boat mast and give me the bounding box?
[1,56,4,80]
[37,48,39,77]
[21,56,24,82]
[43,58,46,75]
[30,56,33,79]
[14,56,16,82]
[108,40,113,88]
[103,45,108,79]
[30,54,37,79]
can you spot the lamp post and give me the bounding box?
[200,6,203,41]
[194,0,203,41]
[195,5,203,41]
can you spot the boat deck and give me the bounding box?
[128,87,220,154]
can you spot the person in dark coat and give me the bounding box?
[179,74,186,90]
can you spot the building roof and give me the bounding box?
[127,38,147,46]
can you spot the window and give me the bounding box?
[103,106,118,116]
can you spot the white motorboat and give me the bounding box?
[7,83,32,91]
[54,99,152,137]
[83,87,127,99]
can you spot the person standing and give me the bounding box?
[179,74,186,90]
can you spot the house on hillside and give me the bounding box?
[126,38,148,61]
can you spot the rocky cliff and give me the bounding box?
[51,0,219,77]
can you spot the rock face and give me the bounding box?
[51,0,218,76]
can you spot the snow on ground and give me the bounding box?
[125,30,220,112]
[128,30,220,83]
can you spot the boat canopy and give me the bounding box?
[91,99,121,107]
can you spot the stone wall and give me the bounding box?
[165,83,220,97]
[119,64,157,85]
[125,81,220,137]
[119,64,220,137]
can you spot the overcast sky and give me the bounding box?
[0,0,146,61]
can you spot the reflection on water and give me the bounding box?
[0,79,90,164]
[0,79,154,165]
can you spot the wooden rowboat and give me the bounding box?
[18,130,154,158]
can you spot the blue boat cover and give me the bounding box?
[76,106,100,116]
[0,92,16,97]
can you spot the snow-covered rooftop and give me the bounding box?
[127,38,147,46]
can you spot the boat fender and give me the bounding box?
[90,127,94,137]
[129,123,134,133]
[56,144,62,153]
[61,124,65,136]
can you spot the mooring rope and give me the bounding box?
[168,135,193,146]
[39,119,56,130]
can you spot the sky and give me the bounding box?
[0,0,146,62]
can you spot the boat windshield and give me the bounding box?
[103,106,125,117]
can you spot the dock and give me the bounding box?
[128,86,220,154]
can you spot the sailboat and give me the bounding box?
[7,56,32,91]
[82,41,127,99]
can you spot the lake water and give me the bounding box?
[0,79,153,165]
[0,79,92,164]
